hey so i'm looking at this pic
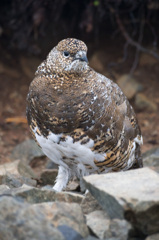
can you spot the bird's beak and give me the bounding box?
[75,51,88,63]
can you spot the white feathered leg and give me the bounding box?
[53,165,71,192]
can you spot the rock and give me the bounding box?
[18,159,38,179]
[83,237,99,240]
[86,210,110,239]
[10,139,45,164]
[36,201,89,238]
[1,173,23,188]
[145,233,159,240]
[84,237,119,240]
[55,191,84,204]
[0,196,64,240]
[41,185,55,190]
[0,196,88,239]
[66,180,80,191]
[83,167,159,236]
[117,74,143,99]
[135,93,158,111]
[0,160,20,177]
[9,185,57,203]
[109,219,132,240]
[86,210,131,240]
[81,191,102,215]
[40,169,58,185]
[143,147,159,167]
[0,184,10,192]
[2,173,37,188]
[0,160,37,187]
[149,166,159,174]
[0,184,84,204]
[58,225,83,240]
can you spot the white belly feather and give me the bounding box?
[33,127,142,191]
[33,127,106,170]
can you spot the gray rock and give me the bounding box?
[0,195,89,239]
[40,169,58,185]
[0,196,64,240]
[10,139,45,164]
[0,160,37,187]
[143,147,159,167]
[109,219,132,240]
[2,173,37,188]
[117,74,143,99]
[2,173,23,188]
[83,237,99,240]
[86,210,110,239]
[145,233,159,240]
[149,166,159,174]
[81,191,102,215]
[84,168,159,236]
[0,184,10,192]
[86,210,131,240]
[18,160,38,179]
[9,185,57,203]
[36,201,89,238]
[41,185,55,190]
[66,180,80,191]
[58,225,83,240]
[104,238,122,240]
[55,191,84,204]
[135,93,158,111]
[84,235,124,240]
[0,160,21,177]
[0,184,84,204]
[0,159,37,179]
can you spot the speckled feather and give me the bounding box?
[26,38,143,191]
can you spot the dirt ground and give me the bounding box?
[0,39,159,164]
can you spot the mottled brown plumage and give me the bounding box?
[26,38,143,191]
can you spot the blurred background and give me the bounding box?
[0,0,159,165]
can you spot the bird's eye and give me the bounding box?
[63,51,70,58]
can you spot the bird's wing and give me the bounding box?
[83,73,142,170]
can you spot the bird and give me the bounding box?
[26,38,143,192]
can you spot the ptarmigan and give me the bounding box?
[26,38,143,192]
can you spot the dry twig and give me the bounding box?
[5,117,27,124]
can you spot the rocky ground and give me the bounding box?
[0,142,159,240]
[0,39,159,240]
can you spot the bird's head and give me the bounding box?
[46,38,89,74]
